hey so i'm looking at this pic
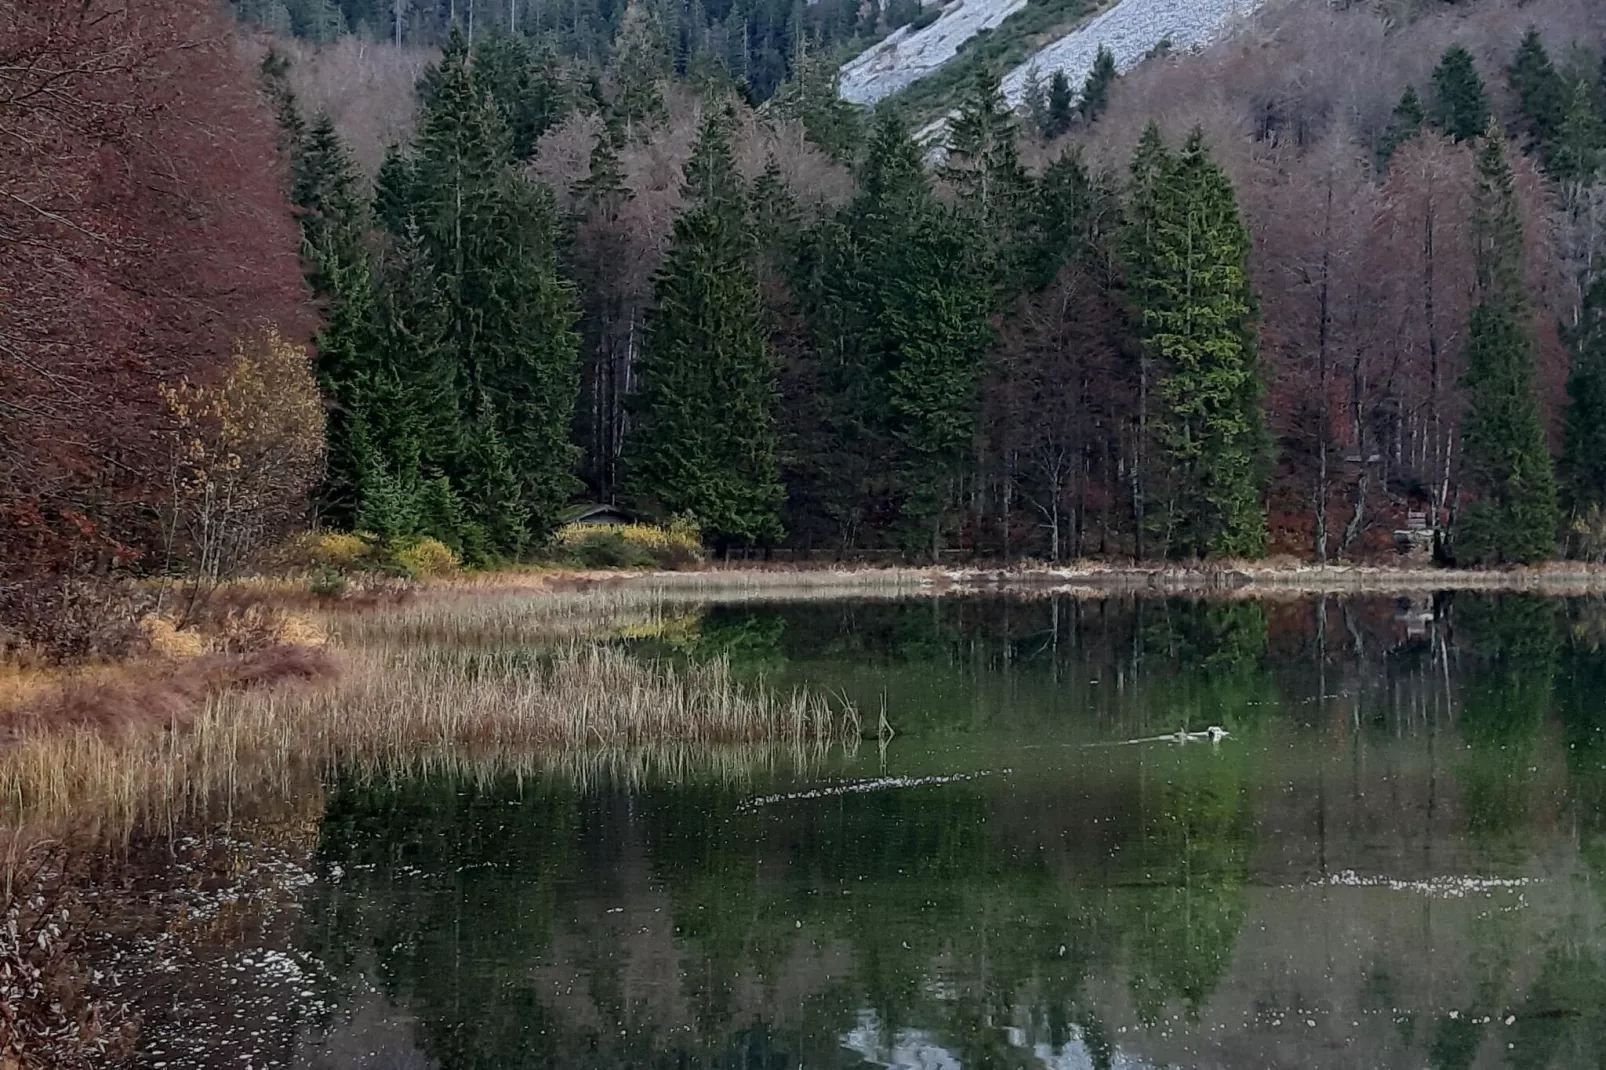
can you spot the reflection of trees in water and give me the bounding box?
[295,594,1606,1069]
[649,596,1282,741]
[1451,595,1559,854]
[306,754,1257,1069]
[1426,595,1606,1070]
[1120,749,1254,1024]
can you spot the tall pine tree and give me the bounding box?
[942,69,1032,291]
[621,105,783,546]
[1079,45,1117,122]
[1431,45,1490,143]
[794,111,993,556]
[1378,85,1424,169]
[388,29,580,555]
[1045,69,1075,139]
[1454,122,1559,564]
[1506,28,1566,164]
[1123,126,1268,558]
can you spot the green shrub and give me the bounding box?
[308,566,349,598]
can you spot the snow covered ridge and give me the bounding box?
[999,0,1265,109]
[839,0,1030,105]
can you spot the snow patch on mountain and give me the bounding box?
[838,0,1030,105]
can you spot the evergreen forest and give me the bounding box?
[6,0,1606,641]
[264,0,1606,564]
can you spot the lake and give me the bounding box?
[131,592,1606,1069]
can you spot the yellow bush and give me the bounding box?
[264,530,375,573]
[139,615,210,659]
[391,537,460,579]
[555,522,703,569]
[310,532,373,570]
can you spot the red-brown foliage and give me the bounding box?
[1,646,337,737]
[0,0,312,645]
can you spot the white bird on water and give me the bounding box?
[1170,726,1230,743]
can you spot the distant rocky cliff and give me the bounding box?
[839,0,1030,105]
[840,0,1269,125]
[1000,0,1264,109]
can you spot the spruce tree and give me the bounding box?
[1454,123,1559,564]
[372,222,459,479]
[611,0,669,140]
[1046,69,1075,139]
[1549,79,1605,190]
[1431,45,1491,143]
[1123,127,1269,558]
[1378,85,1424,169]
[309,249,385,528]
[1079,45,1117,123]
[857,113,993,554]
[373,143,416,234]
[400,29,581,552]
[266,78,386,531]
[767,43,863,163]
[1021,67,1050,142]
[471,33,568,160]
[621,106,784,546]
[944,70,1029,222]
[942,70,1031,289]
[352,423,420,543]
[1023,147,1105,290]
[459,393,530,560]
[792,111,992,556]
[1560,275,1606,521]
[258,49,305,152]
[1506,28,1566,162]
[293,114,369,283]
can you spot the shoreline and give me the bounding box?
[480,562,1606,597]
[940,563,1606,594]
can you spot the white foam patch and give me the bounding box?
[738,769,1008,811]
[1303,869,1540,899]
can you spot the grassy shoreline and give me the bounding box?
[5,559,1604,837]
[464,561,1606,596]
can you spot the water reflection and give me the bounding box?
[293,593,1606,1069]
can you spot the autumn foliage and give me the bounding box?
[0,0,313,650]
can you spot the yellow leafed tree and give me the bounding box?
[159,328,325,588]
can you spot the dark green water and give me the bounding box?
[296,594,1606,1069]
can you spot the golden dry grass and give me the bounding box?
[335,573,943,651]
[0,640,857,838]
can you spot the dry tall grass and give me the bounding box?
[337,574,941,649]
[0,643,857,837]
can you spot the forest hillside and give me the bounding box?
[4,0,1606,654]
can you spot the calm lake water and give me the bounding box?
[243,593,1606,1069]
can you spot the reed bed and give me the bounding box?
[336,577,943,650]
[0,644,858,837]
[331,586,676,648]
